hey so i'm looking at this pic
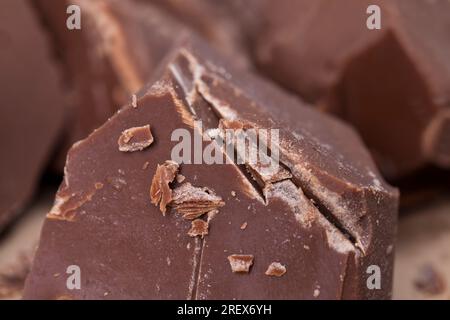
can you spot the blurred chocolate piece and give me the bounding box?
[24,35,398,299]
[414,264,446,296]
[251,0,450,178]
[118,125,153,152]
[0,0,64,230]
[32,0,189,168]
[137,0,251,69]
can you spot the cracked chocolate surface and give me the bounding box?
[24,34,398,300]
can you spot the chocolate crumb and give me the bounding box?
[207,209,219,223]
[414,264,446,295]
[150,161,179,214]
[0,254,32,299]
[176,174,186,183]
[94,182,104,190]
[231,191,236,197]
[188,219,209,238]
[227,254,254,273]
[171,183,225,219]
[142,161,150,170]
[118,125,153,152]
[265,262,286,277]
[240,222,248,230]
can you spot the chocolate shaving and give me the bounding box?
[150,161,179,214]
[265,262,286,277]
[171,183,225,219]
[227,254,254,273]
[118,125,153,152]
[187,219,209,238]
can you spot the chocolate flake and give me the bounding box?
[171,183,225,219]
[227,254,254,273]
[118,125,153,152]
[150,161,179,214]
[265,262,286,277]
[187,219,209,238]
[240,222,248,230]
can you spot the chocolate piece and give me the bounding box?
[414,264,446,296]
[150,161,179,215]
[171,183,225,220]
[24,35,398,300]
[0,254,32,299]
[0,0,64,230]
[187,219,209,238]
[228,255,254,273]
[118,125,153,152]
[137,0,251,69]
[251,0,450,178]
[265,262,286,277]
[32,0,189,168]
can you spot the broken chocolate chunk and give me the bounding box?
[228,254,254,273]
[118,125,153,152]
[187,219,209,238]
[171,183,225,220]
[32,0,191,170]
[265,262,286,277]
[249,0,450,178]
[150,161,179,215]
[24,34,398,300]
[0,0,65,230]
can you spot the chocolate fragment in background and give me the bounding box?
[137,0,251,69]
[413,264,446,296]
[0,0,64,230]
[24,35,398,300]
[32,0,189,169]
[250,0,450,179]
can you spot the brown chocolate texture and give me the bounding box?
[32,0,251,170]
[248,0,450,178]
[23,35,398,299]
[0,0,64,230]
[32,0,189,168]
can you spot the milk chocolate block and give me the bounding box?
[24,35,398,300]
[33,0,188,167]
[0,0,64,230]
[251,0,450,178]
